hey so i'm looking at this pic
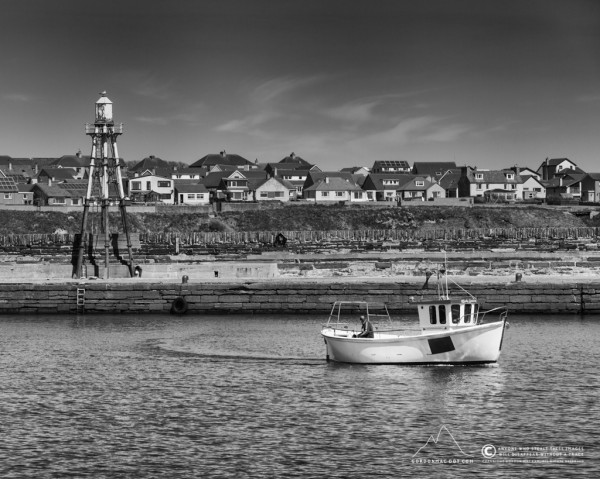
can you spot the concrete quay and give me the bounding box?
[0,274,598,315]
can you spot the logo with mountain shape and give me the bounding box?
[413,425,474,458]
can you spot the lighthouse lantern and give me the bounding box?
[95,91,113,123]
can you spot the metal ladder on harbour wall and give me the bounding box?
[76,288,85,314]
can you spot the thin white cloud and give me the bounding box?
[349,116,473,148]
[134,116,170,125]
[419,124,471,142]
[323,100,380,123]
[252,75,326,103]
[4,93,31,102]
[215,111,280,134]
[112,70,174,100]
[577,93,600,103]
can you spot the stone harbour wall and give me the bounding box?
[1,277,599,315]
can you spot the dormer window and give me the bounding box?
[415,180,424,186]
[506,173,514,180]
[475,173,483,180]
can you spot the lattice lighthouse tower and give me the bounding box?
[74,92,135,279]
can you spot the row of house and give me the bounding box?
[0,152,599,206]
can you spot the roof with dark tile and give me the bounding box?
[190,152,253,168]
[131,155,170,171]
[465,169,524,184]
[412,162,457,176]
[372,160,410,170]
[33,183,73,197]
[362,173,417,190]
[174,183,209,194]
[303,177,362,192]
[278,153,313,168]
[37,168,76,180]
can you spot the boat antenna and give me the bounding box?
[437,251,449,300]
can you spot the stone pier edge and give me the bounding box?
[0,276,598,315]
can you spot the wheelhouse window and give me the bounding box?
[464,304,472,323]
[429,305,437,324]
[439,305,447,324]
[451,304,461,324]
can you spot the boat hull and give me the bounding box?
[321,320,506,364]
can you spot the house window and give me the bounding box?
[131,181,141,190]
[158,181,170,188]
[54,197,66,204]
[353,191,363,199]
[322,191,329,197]
[159,194,171,200]
[274,191,284,197]
[4,194,12,199]
[335,192,343,197]
[511,184,516,190]
[187,194,195,199]
[72,198,79,205]
[415,181,424,186]
[260,192,268,198]
[475,173,483,180]
[476,184,483,190]
[197,194,204,199]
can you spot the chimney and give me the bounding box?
[515,164,520,176]
[76,149,82,158]
[290,152,295,159]
[543,157,549,181]
[8,160,12,171]
[220,150,226,158]
[325,177,330,184]
[274,167,278,177]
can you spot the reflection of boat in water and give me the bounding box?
[321,268,508,365]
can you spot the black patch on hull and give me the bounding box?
[428,336,455,355]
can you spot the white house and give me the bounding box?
[251,177,295,202]
[174,183,210,205]
[458,168,524,199]
[303,176,368,203]
[521,176,546,200]
[128,174,174,204]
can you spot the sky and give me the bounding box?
[1,0,600,171]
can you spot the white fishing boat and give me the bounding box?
[321,269,508,365]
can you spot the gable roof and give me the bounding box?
[397,177,434,191]
[466,169,524,184]
[33,183,73,197]
[37,168,76,180]
[252,176,296,191]
[362,173,417,190]
[49,154,89,168]
[190,152,253,168]
[304,177,362,192]
[372,160,410,170]
[412,162,457,176]
[131,155,170,171]
[278,153,313,168]
[304,171,355,189]
[174,183,209,194]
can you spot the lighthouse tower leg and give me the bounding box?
[73,92,135,279]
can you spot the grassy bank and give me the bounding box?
[0,205,598,235]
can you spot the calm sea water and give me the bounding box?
[0,313,598,478]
